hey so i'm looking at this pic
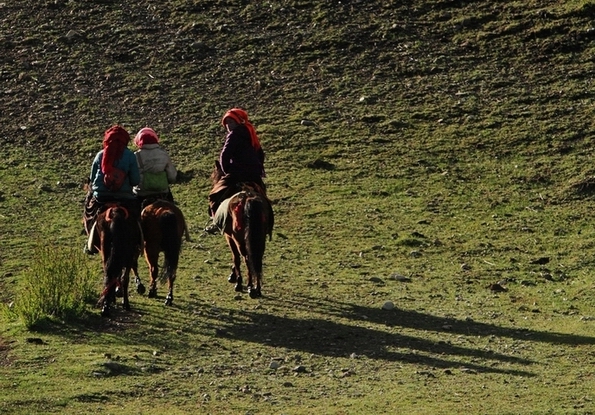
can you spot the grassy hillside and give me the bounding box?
[2,0,595,413]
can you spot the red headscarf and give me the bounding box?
[222,108,261,150]
[134,127,159,148]
[101,125,130,174]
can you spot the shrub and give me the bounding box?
[11,245,96,328]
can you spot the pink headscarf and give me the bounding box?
[101,125,130,174]
[222,108,261,151]
[134,127,159,148]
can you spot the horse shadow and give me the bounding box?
[195,293,595,377]
[274,294,595,346]
[207,308,534,377]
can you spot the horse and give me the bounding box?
[91,203,141,317]
[139,199,190,306]
[210,161,274,298]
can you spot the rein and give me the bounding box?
[100,277,120,300]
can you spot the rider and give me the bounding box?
[205,108,266,234]
[132,127,177,209]
[83,125,141,254]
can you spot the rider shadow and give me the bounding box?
[265,294,595,346]
[212,309,536,377]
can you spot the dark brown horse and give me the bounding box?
[91,203,141,317]
[210,162,274,298]
[139,199,190,306]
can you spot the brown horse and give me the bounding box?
[139,199,190,306]
[210,162,274,298]
[91,203,141,317]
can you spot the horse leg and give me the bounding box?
[165,272,175,306]
[121,268,131,310]
[100,277,115,317]
[226,236,243,292]
[115,278,123,298]
[146,250,159,298]
[244,254,255,297]
[131,256,146,295]
[101,300,110,317]
[250,271,263,299]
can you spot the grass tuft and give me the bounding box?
[8,245,96,329]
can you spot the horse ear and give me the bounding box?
[215,160,222,170]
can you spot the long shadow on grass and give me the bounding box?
[268,295,595,346]
[211,309,535,377]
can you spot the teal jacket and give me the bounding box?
[90,149,140,201]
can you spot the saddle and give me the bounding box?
[85,199,143,254]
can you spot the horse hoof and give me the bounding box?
[228,273,237,283]
[234,284,243,293]
[165,297,173,306]
[115,287,123,298]
[101,306,110,318]
[122,301,131,311]
[137,283,146,295]
[249,288,261,299]
[148,289,157,299]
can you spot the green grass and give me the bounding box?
[3,0,595,413]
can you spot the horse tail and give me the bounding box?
[244,197,266,277]
[159,210,180,282]
[105,206,135,279]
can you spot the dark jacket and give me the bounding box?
[219,124,264,181]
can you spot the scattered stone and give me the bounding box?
[300,119,315,126]
[292,365,307,373]
[382,301,395,310]
[269,360,281,370]
[26,338,45,345]
[389,273,411,282]
[530,257,550,265]
[461,263,471,270]
[489,283,507,292]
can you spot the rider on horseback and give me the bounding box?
[205,108,266,234]
[83,125,141,254]
[132,127,177,210]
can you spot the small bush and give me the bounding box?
[11,245,96,328]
